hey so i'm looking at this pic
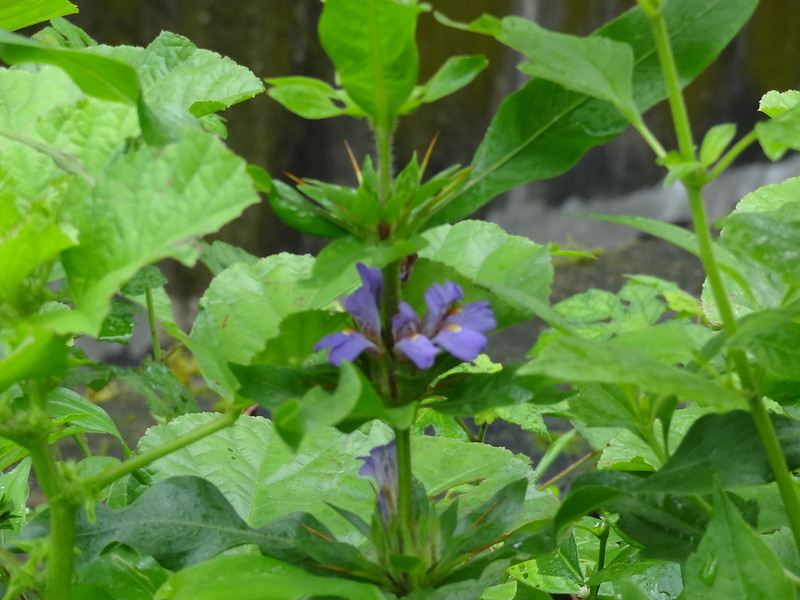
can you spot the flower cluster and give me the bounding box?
[314,264,495,369]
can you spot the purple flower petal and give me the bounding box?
[343,264,383,337]
[357,440,397,522]
[448,301,496,333]
[395,333,440,369]
[391,301,420,340]
[315,329,376,366]
[432,324,487,362]
[423,281,463,333]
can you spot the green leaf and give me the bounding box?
[728,309,800,380]
[131,32,264,116]
[318,0,424,125]
[188,253,353,400]
[699,123,737,166]
[683,480,793,599]
[521,336,744,409]
[20,476,263,570]
[415,221,553,329]
[643,410,800,493]
[0,29,140,104]
[266,76,351,119]
[134,414,550,536]
[154,554,386,600]
[0,459,30,546]
[758,89,800,118]
[0,328,68,391]
[720,203,800,290]
[115,360,199,421]
[198,240,259,276]
[408,54,488,107]
[511,20,638,118]
[77,545,170,600]
[756,103,800,161]
[47,128,258,336]
[0,0,77,31]
[96,298,137,344]
[119,265,168,297]
[430,366,549,415]
[0,208,77,309]
[431,0,759,224]
[267,179,350,239]
[48,387,126,444]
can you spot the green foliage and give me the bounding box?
[2,1,800,599]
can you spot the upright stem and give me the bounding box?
[27,442,76,600]
[145,287,161,362]
[375,121,393,207]
[649,7,800,555]
[393,426,414,555]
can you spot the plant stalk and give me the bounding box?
[649,6,800,557]
[145,287,161,362]
[393,426,414,556]
[27,442,77,600]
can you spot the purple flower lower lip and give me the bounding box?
[314,329,377,366]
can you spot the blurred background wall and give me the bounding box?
[62,0,800,288]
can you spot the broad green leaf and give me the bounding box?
[719,203,800,289]
[0,0,77,31]
[731,175,800,214]
[266,76,351,119]
[510,19,638,118]
[154,554,386,600]
[46,128,258,336]
[77,545,170,600]
[728,309,800,380]
[683,481,793,599]
[188,253,353,400]
[415,221,553,329]
[134,414,549,536]
[318,0,424,126]
[48,387,125,444]
[198,240,259,276]
[641,410,800,494]
[758,89,800,118]
[430,0,759,224]
[115,360,199,421]
[0,29,140,104]
[0,327,68,391]
[96,298,137,344]
[130,32,263,116]
[521,336,744,409]
[20,476,262,570]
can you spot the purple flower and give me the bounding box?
[315,264,495,370]
[393,282,495,369]
[315,264,383,366]
[357,440,397,522]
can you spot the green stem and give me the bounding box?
[750,396,800,552]
[587,524,610,600]
[375,121,394,207]
[27,443,76,600]
[86,409,239,492]
[145,287,161,363]
[704,129,758,183]
[648,7,800,558]
[649,12,694,161]
[393,427,414,553]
